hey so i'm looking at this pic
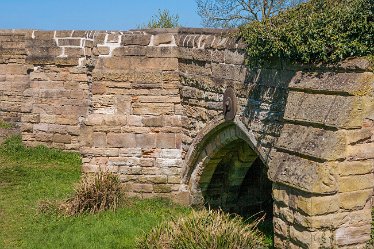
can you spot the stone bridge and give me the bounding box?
[0,28,373,248]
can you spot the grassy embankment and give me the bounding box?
[0,136,191,249]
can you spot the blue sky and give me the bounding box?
[0,0,202,30]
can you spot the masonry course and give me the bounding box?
[0,28,373,248]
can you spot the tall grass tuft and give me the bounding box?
[61,171,122,215]
[137,209,266,249]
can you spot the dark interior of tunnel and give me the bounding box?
[202,140,273,225]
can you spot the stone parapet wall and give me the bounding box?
[81,30,183,200]
[0,31,29,123]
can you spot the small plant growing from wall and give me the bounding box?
[0,119,12,129]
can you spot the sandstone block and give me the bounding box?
[140,158,154,167]
[0,64,27,75]
[167,176,181,184]
[97,46,110,55]
[92,132,106,147]
[273,217,289,238]
[119,148,142,157]
[337,160,373,176]
[159,149,182,159]
[131,183,153,193]
[339,174,374,192]
[57,38,82,47]
[346,143,374,160]
[135,133,156,148]
[268,151,338,194]
[112,46,146,57]
[289,71,374,96]
[132,103,174,116]
[65,47,84,57]
[155,158,182,168]
[121,34,151,46]
[84,114,105,126]
[91,82,106,95]
[107,133,136,148]
[284,92,368,128]
[276,124,346,160]
[143,116,163,127]
[53,133,72,144]
[32,31,55,40]
[156,133,176,149]
[339,189,373,211]
[154,184,174,193]
[146,47,178,58]
[296,194,340,216]
[336,225,372,246]
[21,114,40,123]
[139,175,167,184]
[97,57,178,71]
[127,115,143,127]
[152,34,175,46]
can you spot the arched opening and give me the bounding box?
[184,119,274,239]
[201,139,273,219]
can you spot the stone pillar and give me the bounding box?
[269,62,374,248]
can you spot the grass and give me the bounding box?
[370,208,374,247]
[137,209,266,249]
[0,136,274,248]
[0,136,191,249]
[0,120,12,129]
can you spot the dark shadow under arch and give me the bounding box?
[182,117,273,221]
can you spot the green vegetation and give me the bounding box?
[0,119,12,129]
[370,208,374,247]
[0,136,272,248]
[239,0,373,66]
[137,209,266,249]
[0,136,190,249]
[62,171,122,215]
[141,9,180,29]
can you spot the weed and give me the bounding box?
[62,171,122,215]
[0,119,12,129]
[137,208,266,249]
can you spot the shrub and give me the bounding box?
[239,0,373,66]
[137,209,266,249]
[61,171,122,215]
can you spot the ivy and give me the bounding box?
[239,0,373,66]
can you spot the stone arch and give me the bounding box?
[182,116,272,211]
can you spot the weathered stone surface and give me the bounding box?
[289,71,374,95]
[337,160,373,176]
[339,189,373,211]
[339,174,374,192]
[276,124,346,160]
[152,34,175,46]
[96,57,178,71]
[121,34,151,46]
[107,133,136,148]
[284,92,369,128]
[336,225,372,246]
[268,151,338,194]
